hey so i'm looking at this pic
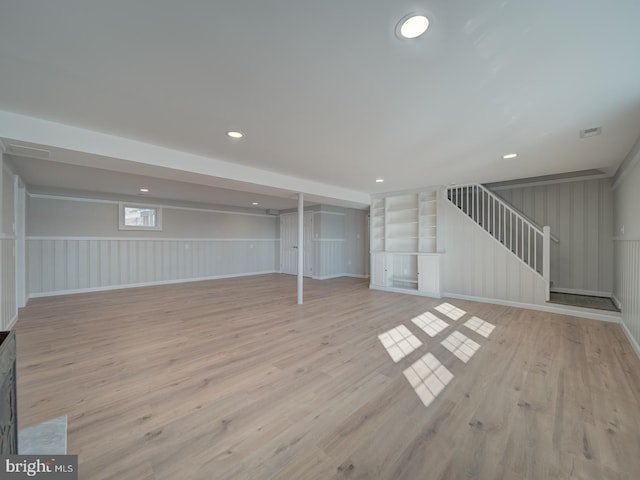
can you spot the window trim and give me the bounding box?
[118,202,163,231]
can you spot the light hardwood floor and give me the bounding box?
[15,274,640,479]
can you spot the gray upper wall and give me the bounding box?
[315,211,345,239]
[26,195,278,239]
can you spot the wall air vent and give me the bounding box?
[580,126,602,138]
[8,143,51,159]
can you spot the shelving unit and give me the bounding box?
[419,191,437,253]
[385,194,418,253]
[370,198,385,252]
[370,188,442,298]
[389,254,418,290]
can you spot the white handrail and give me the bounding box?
[449,184,560,242]
[451,184,542,234]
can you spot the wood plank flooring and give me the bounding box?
[15,274,640,479]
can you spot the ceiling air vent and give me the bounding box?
[580,126,602,138]
[8,143,51,159]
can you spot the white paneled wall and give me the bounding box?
[314,239,345,279]
[27,237,277,297]
[1,159,18,329]
[491,179,613,294]
[442,200,548,305]
[1,238,16,328]
[614,240,640,354]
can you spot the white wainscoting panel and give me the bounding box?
[314,239,345,279]
[28,237,278,296]
[1,238,17,328]
[442,201,547,305]
[614,240,640,357]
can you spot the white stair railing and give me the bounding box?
[445,184,551,296]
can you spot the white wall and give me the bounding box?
[26,194,279,297]
[612,136,640,355]
[491,178,613,295]
[441,198,548,305]
[0,157,18,329]
[344,208,369,277]
[314,208,368,279]
[280,205,368,280]
[312,210,345,279]
[27,196,278,238]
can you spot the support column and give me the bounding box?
[297,193,304,305]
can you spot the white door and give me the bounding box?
[303,212,314,277]
[280,212,313,277]
[280,213,297,275]
[371,252,388,287]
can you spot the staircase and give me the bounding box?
[445,184,552,301]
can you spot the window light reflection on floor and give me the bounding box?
[403,353,454,407]
[411,312,449,337]
[441,331,480,363]
[464,316,495,338]
[378,325,422,362]
[435,302,466,321]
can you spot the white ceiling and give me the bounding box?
[1,0,640,209]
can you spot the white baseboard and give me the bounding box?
[312,274,369,280]
[620,320,640,361]
[370,284,442,299]
[312,274,345,280]
[27,271,278,300]
[611,294,622,310]
[550,287,612,298]
[442,292,621,324]
[6,313,18,330]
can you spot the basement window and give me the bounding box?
[119,203,162,231]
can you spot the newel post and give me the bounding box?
[543,226,551,301]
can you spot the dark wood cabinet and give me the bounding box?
[0,331,17,454]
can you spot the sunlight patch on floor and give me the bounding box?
[378,325,422,362]
[464,316,495,338]
[403,353,454,407]
[441,331,480,363]
[435,302,466,321]
[411,312,449,337]
[377,302,496,409]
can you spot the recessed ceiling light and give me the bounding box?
[227,131,243,139]
[503,153,518,159]
[252,202,259,206]
[397,14,430,39]
[376,178,385,183]
[139,188,149,193]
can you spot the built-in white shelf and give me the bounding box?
[371,197,386,252]
[419,191,438,254]
[370,189,442,297]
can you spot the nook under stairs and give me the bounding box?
[444,184,620,320]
